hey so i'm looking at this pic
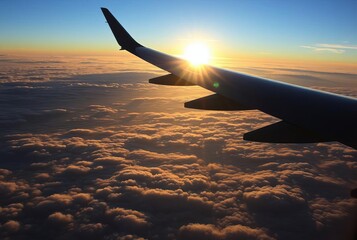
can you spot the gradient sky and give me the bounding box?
[1,0,357,63]
[1,1,357,239]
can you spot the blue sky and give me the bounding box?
[0,0,356,61]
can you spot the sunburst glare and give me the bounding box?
[183,42,210,66]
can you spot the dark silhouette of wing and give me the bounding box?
[101,8,357,149]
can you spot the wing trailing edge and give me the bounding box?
[185,94,254,111]
[101,8,357,149]
[243,121,332,143]
[149,74,195,86]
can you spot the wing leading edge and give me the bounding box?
[101,8,357,149]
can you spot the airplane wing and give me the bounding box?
[101,8,357,149]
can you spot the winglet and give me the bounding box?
[101,8,142,53]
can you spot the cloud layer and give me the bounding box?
[0,55,356,239]
[301,43,357,54]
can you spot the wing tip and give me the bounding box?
[101,7,108,11]
[101,7,142,53]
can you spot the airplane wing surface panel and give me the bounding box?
[243,121,332,143]
[101,8,357,149]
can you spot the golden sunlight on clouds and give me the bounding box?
[0,53,356,240]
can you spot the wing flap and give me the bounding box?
[149,74,195,86]
[185,94,254,111]
[243,121,333,143]
[101,8,357,149]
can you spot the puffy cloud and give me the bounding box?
[178,223,274,240]
[34,173,51,180]
[72,193,93,205]
[128,149,199,165]
[243,185,306,212]
[0,58,356,240]
[122,186,214,213]
[94,156,131,165]
[117,235,147,240]
[59,165,91,176]
[47,212,73,225]
[65,128,115,139]
[0,181,18,196]
[0,203,24,218]
[1,220,21,233]
[75,223,105,239]
[106,207,149,232]
[0,169,12,179]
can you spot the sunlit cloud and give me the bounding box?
[301,43,357,54]
[0,55,356,239]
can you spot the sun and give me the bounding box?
[183,42,210,66]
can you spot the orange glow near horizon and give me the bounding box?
[2,41,357,76]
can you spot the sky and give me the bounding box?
[1,0,357,64]
[0,1,357,240]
